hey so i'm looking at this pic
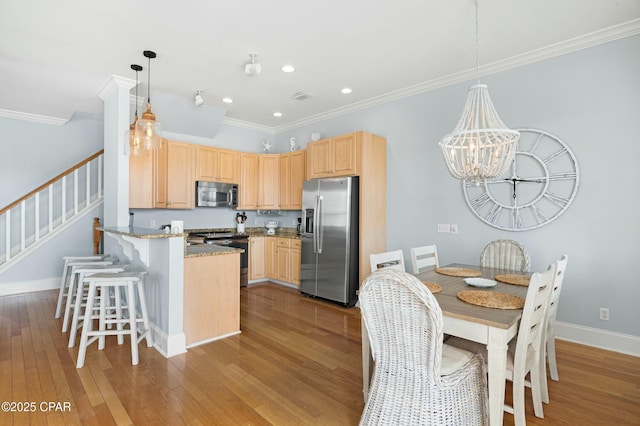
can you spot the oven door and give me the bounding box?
[218,239,249,287]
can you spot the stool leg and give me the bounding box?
[115,286,124,345]
[55,262,70,318]
[128,283,139,365]
[98,285,107,350]
[62,268,78,332]
[136,280,153,347]
[68,272,86,348]
[76,282,96,368]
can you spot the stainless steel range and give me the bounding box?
[188,232,249,287]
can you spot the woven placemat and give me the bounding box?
[457,290,525,310]
[435,267,482,277]
[421,281,442,294]
[495,274,530,286]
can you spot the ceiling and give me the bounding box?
[1,0,639,132]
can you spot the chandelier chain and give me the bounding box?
[475,0,480,84]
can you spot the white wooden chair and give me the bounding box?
[541,254,569,404]
[369,250,405,273]
[479,239,531,272]
[447,261,557,425]
[410,244,439,274]
[359,269,488,425]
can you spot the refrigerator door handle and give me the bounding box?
[312,195,319,253]
[317,195,323,253]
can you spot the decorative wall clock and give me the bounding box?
[463,128,579,231]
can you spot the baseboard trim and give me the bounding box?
[0,277,59,296]
[149,323,186,358]
[555,321,640,357]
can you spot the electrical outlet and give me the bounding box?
[599,308,609,321]
[450,224,458,234]
[150,220,156,228]
[437,224,450,233]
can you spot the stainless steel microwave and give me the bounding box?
[196,181,238,208]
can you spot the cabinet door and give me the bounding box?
[154,139,168,208]
[289,150,305,210]
[276,247,291,282]
[333,133,357,176]
[249,237,265,280]
[217,148,239,184]
[195,145,217,181]
[290,243,301,286]
[279,154,291,209]
[258,154,280,209]
[166,141,194,209]
[239,153,258,210]
[306,138,332,179]
[265,237,277,278]
[129,150,154,208]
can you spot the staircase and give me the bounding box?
[0,150,104,273]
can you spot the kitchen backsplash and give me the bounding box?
[130,207,301,231]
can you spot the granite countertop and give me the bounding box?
[187,227,300,239]
[99,226,185,239]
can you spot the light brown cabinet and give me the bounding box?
[306,133,357,179]
[249,236,265,280]
[239,153,259,210]
[129,139,194,209]
[279,150,305,210]
[195,146,239,184]
[184,254,240,346]
[265,237,277,278]
[258,154,280,209]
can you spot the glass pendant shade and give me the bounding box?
[438,85,519,180]
[136,102,162,151]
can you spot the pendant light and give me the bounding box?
[438,0,519,180]
[135,50,162,151]
[128,64,144,157]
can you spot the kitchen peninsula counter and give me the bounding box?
[184,244,243,258]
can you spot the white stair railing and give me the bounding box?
[0,151,104,272]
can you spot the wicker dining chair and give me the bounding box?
[479,239,531,272]
[447,261,557,426]
[359,269,488,425]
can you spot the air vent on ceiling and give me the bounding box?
[291,91,313,101]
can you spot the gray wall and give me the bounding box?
[2,35,638,339]
[275,35,640,337]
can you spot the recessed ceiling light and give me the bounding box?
[222,97,233,104]
[273,112,282,117]
[341,87,353,94]
[281,65,295,73]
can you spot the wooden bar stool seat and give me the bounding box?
[76,271,152,368]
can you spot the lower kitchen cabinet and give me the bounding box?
[184,253,240,346]
[265,237,277,277]
[249,236,265,280]
[268,237,301,286]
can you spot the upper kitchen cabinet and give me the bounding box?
[258,154,280,209]
[279,150,305,210]
[129,139,194,209]
[306,133,357,179]
[195,146,239,184]
[238,152,258,210]
[164,140,195,209]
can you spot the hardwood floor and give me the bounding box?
[1,283,639,425]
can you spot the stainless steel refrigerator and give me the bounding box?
[300,176,359,306]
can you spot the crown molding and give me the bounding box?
[0,109,69,126]
[222,117,276,134]
[272,19,640,134]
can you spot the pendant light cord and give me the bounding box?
[147,56,151,103]
[475,0,480,84]
[134,69,139,116]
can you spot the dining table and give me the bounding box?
[361,263,531,426]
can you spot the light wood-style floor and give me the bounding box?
[1,283,639,425]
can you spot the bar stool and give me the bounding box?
[67,264,130,348]
[76,271,152,368]
[55,254,111,318]
[61,258,117,332]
